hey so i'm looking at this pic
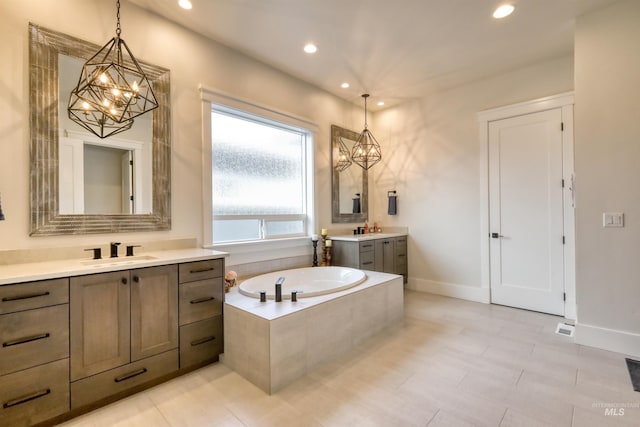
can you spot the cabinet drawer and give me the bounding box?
[0,278,68,314]
[180,316,222,368]
[359,241,375,252]
[359,250,375,270]
[0,304,69,376]
[179,259,223,283]
[71,349,178,409]
[179,278,223,325]
[0,358,69,427]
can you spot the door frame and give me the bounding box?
[477,92,576,320]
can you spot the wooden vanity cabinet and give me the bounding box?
[70,265,179,408]
[178,259,224,368]
[0,255,225,425]
[332,240,375,270]
[333,236,408,283]
[0,278,70,427]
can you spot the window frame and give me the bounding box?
[200,87,317,250]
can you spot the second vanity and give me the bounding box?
[331,232,408,283]
[0,247,227,427]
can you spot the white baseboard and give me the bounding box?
[575,323,640,358]
[407,278,490,304]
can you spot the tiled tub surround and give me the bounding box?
[223,270,404,394]
[0,245,228,427]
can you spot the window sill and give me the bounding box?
[205,236,313,255]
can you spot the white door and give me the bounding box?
[121,151,134,214]
[489,108,565,315]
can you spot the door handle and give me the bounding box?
[491,233,504,239]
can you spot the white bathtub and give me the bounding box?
[238,266,366,299]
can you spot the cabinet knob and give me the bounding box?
[133,276,140,283]
[121,277,128,285]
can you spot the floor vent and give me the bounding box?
[555,322,575,337]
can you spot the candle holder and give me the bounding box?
[325,245,332,266]
[320,235,327,266]
[312,239,319,267]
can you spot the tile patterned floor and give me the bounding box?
[60,291,640,426]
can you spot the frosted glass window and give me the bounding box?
[213,219,261,242]
[211,107,310,243]
[265,220,305,237]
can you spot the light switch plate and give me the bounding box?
[603,212,624,227]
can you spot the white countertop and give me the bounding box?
[328,232,407,242]
[0,248,228,285]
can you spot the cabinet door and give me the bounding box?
[382,240,395,273]
[332,241,359,268]
[71,271,130,381]
[374,239,396,273]
[130,265,178,362]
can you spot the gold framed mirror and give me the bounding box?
[331,125,368,223]
[29,23,171,236]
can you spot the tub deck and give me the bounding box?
[222,270,404,393]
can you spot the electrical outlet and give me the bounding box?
[603,212,624,227]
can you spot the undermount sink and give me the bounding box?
[81,255,158,267]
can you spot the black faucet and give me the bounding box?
[110,242,121,258]
[275,277,285,302]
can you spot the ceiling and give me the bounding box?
[127,0,617,109]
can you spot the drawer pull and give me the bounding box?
[361,244,373,249]
[189,267,215,274]
[2,291,50,302]
[191,335,216,346]
[398,254,406,257]
[190,296,215,304]
[3,388,51,408]
[362,262,373,266]
[3,332,50,347]
[114,368,148,383]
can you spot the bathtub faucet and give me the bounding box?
[275,277,285,302]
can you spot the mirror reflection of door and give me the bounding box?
[338,137,363,214]
[59,134,151,215]
[84,145,133,214]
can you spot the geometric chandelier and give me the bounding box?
[335,136,353,171]
[351,94,382,170]
[68,0,158,139]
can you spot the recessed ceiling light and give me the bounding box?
[377,101,385,106]
[178,0,192,10]
[341,82,350,89]
[493,4,514,19]
[303,43,318,54]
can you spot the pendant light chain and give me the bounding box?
[116,0,122,37]
[363,94,369,129]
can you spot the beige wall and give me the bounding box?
[372,57,574,295]
[0,0,363,251]
[4,0,636,356]
[574,0,640,354]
